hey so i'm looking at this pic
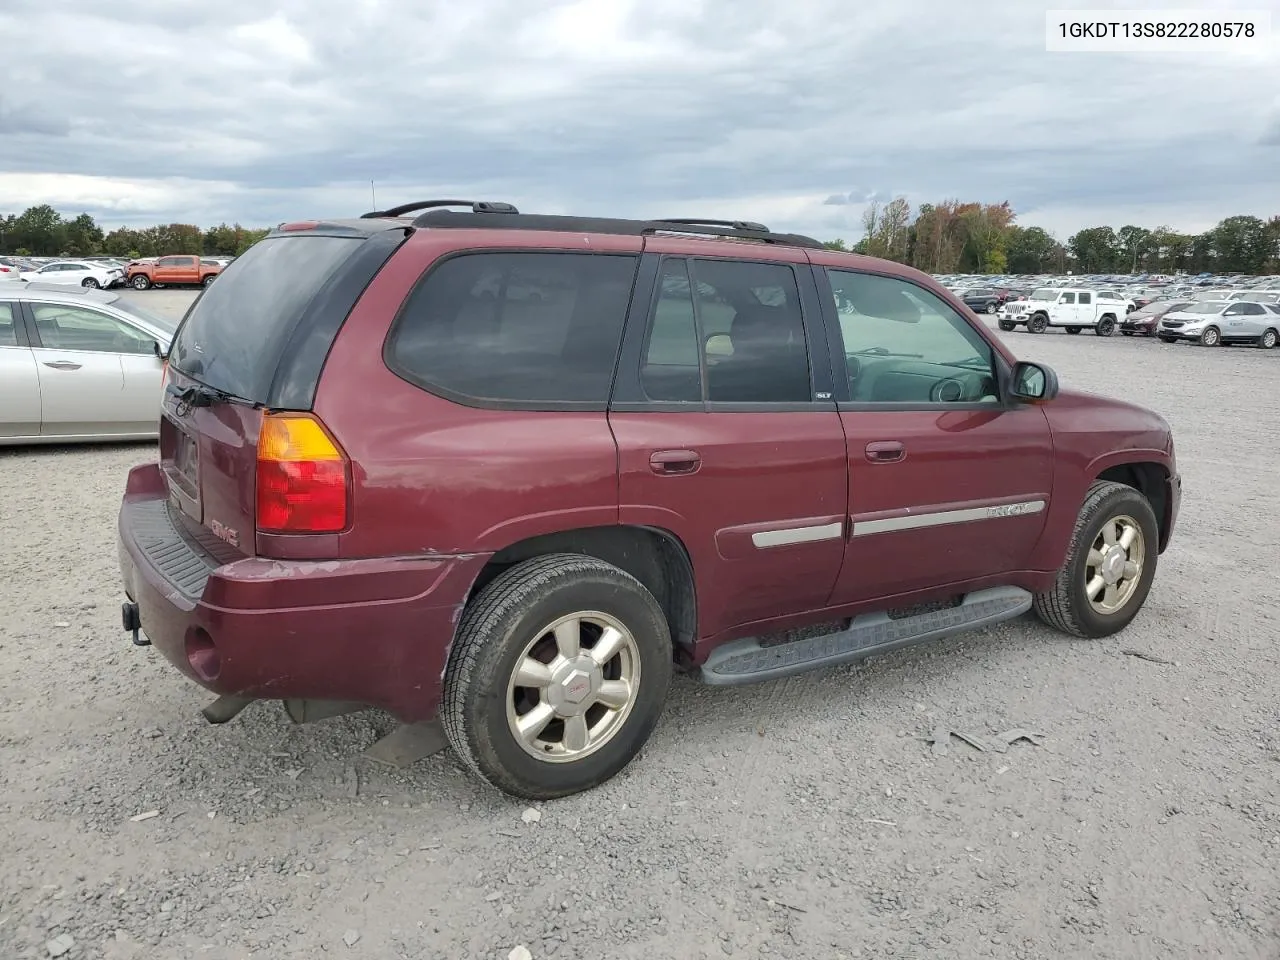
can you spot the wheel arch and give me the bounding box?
[464,525,698,663]
[1093,460,1172,552]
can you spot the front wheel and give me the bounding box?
[130,275,151,290]
[442,554,673,800]
[998,317,1016,331]
[1028,314,1049,334]
[1199,326,1220,347]
[1158,336,1176,343]
[81,277,100,289]
[1033,480,1159,639]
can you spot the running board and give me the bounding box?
[698,586,1032,686]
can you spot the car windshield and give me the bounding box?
[117,299,179,334]
[1029,288,1058,301]
[1182,301,1228,315]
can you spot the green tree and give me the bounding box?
[63,213,104,256]
[1067,226,1119,272]
[1116,225,1152,273]
[8,204,66,256]
[1005,225,1058,273]
[1210,215,1269,273]
[822,238,849,251]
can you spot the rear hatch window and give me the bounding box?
[168,235,363,402]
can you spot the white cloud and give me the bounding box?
[0,0,1275,241]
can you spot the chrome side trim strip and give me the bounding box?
[752,522,845,548]
[852,499,1046,537]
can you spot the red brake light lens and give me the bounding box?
[255,413,349,534]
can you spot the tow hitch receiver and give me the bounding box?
[121,601,148,646]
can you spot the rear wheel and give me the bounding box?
[1199,326,1220,346]
[1095,316,1116,336]
[1028,313,1049,334]
[1033,480,1159,639]
[1259,328,1278,349]
[130,275,151,290]
[202,274,216,287]
[442,554,672,800]
[986,302,998,314]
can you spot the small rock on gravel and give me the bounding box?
[46,934,75,957]
[343,928,361,947]
[508,946,533,960]
[521,808,542,824]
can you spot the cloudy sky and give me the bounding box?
[1,0,1277,243]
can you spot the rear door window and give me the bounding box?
[168,235,364,401]
[385,252,639,407]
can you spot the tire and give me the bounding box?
[1028,313,1049,334]
[986,302,998,314]
[997,318,1016,332]
[130,275,151,290]
[1259,328,1278,349]
[80,277,100,289]
[1066,326,1081,335]
[1033,480,1159,639]
[442,554,673,800]
[1095,316,1116,337]
[1199,326,1220,347]
[202,274,216,287]
[1158,336,1176,344]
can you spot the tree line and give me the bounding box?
[4,201,1279,275]
[0,205,270,259]
[826,198,1280,275]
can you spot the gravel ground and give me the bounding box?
[1,289,1277,960]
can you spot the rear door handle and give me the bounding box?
[865,440,905,463]
[649,449,701,475]
[42,361,82,371]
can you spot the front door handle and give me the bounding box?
[865,440,905,463]
[649,449,701,475]
[42,361,82,371]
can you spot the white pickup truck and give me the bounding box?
[998,287,1134,336]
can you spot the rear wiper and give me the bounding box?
[169,382,262,414]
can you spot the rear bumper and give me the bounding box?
[116,463,490,722]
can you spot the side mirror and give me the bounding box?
[1009,361,1058,403]
[152,340,168,360]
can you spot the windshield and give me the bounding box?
[116,299,179,335]
[1029,288,1058,301]
[1182,301,1228,315]
[168,235,364,401]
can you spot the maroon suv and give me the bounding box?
[117,201,1181,799]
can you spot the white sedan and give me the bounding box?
[0,283,176,444]
[18,259,123,289]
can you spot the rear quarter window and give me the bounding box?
[384,251,639,407]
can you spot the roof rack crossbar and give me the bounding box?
[656,217,771,232]
[409,210,824,250]
[360,200,519,219]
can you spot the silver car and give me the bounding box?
[1156,298,1279,348]
[0,284,176,444]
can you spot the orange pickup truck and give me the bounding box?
[126,255,222,290]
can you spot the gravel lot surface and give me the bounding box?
[2,289,1277,960]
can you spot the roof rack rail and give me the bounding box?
[360,200,519,219]
[410,209,825,250]
[656,217,771,233]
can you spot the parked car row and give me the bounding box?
[0,254,229,290]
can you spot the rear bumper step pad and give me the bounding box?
[698,586,1032,686]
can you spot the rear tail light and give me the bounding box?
[255,412,349,534]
